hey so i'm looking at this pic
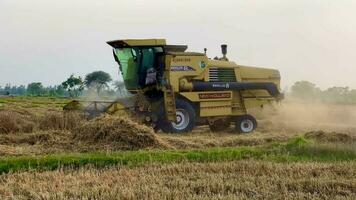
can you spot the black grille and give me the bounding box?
[209,68,236,82]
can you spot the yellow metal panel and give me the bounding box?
[231,91,246,115]
[237,65,281,90]
[234,68,242,81]
[241,90,271,98]
[207,60,239,68]
[244,98,275,109]
[168,55,207,92]
[125,39,166,46]
[200,101,232,117]
[109,39,166,47]
[238,65,280,77]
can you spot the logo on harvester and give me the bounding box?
[199,61,206,69]
[171,66,196,71]
[199,93,231,99]
[212,83,230,89]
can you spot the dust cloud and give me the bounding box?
[254,99,356,134]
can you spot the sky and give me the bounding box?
[1,0,356,90]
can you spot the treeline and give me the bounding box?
[0,71,128,98]
[290,81,356,104]
[2,77,355,104]
[0,83,66,97]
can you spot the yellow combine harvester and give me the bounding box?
[64,39,283,133]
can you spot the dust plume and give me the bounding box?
[255,99,356,134]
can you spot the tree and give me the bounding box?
[322,87,350,104]
[291,81,321,100]
[62,74,84,97]
[4,84,11,95]
[55,85,66,96]
[113,81,128,97]
[84,71,112,95]
[27,82,44,96]
[16,85,27,95]
[349,89,356,103]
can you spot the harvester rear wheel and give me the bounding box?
[159,99,196,134]
[235,115,257,133]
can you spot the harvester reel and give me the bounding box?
[63,98,133,119]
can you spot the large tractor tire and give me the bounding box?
[235,115,257,133]
[209,119,230,132]
[159,99,196,134]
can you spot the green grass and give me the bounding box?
[0,96,70,112]
[0,137,355,174]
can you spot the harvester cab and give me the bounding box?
[65,38,283,134]
[108,39,188,93]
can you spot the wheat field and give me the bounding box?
[0,97,355,199]
[0,161,355,200]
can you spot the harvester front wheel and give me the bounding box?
[159,99,196,134]
[235,115,257,133]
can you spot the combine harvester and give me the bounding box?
[64,39,283,133]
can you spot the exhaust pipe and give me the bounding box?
[221,44,228,60]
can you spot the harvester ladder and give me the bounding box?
[164,85,177,122]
